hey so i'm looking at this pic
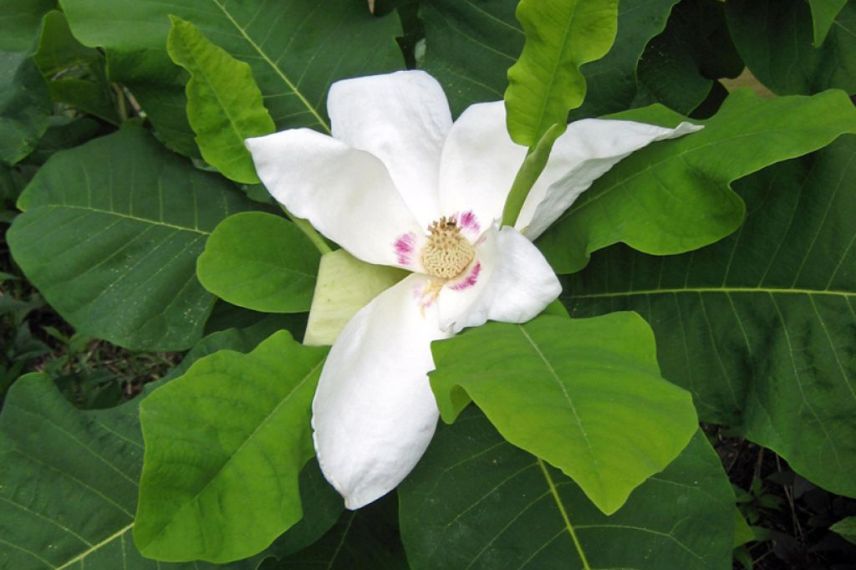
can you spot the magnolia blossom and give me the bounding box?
[246,70,700,509]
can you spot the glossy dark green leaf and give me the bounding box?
[431,313,698,515]
[197,212,320,314]
[726,0,856,95]
[563,136,856,499]
[538,89,856,275]
[399,408,735,569]
[8,126,254,351]
[167,17,275,184]
[505,0,619,145]
[135,331,329,562]
[61,0,404,154]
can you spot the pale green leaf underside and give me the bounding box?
[539,89,856,275]
[167,16,275,184]
[135,331,329,563]
[430,313,698,515]
[197,212,320,314]
[505,0,618,146]
[564,136,856,498]
[8,126,253,351]
[831,516,856,545]
[304,249,406,346]
[399,409,734,569]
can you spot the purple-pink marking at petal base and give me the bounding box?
[458,210,480,234]
[450,262,481,291]
[394,233,416,265]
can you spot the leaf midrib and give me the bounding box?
[37,204,209,235]
[209,0,331,133]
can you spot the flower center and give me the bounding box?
[421,216,475,280]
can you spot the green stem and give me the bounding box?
[113,84,128,122]
[501,123,566,227]
[537,458,591,570]
[280,205,332,254]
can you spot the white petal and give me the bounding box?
[329,71,452,227]
[516,119,703,239]
[437,102,527,226]
[246,129,425,269]
[312,273,449,509]
[437,227,561,334]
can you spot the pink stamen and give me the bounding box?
[449,262,481,291]
[394,233,416,266]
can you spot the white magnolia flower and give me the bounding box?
[246,70,700,510]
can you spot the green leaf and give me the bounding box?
[61,0,404,154]
[430,313,698,515]
[167,16,275,184]
[538,89,856,275]
[831,516,856,546]
[303,249,406,346]
[0,366,340,568]
[0,373,142,569]
[563,136,856,498]
[399,408,735,570]
[0,52,52,166]
[505,0,618,146]
[8,126,254,351]
[33,10,118,124]
[570,0,681,119]
[419,0,523,116]
[635,0,743,116]
[726,0,856,95]
[197,212,320,314]
[272,494,407,570]
[135,331,329,562]
[0,0,55,52]
[809,0,848,46]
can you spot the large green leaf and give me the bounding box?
[197,212,320,314]
[809,0,848,46]
[726,0,856,95]
[135,331,329,562]
[7,126,254,351]
[61,0,404,154]
[0,0,55,52]
[538,89,856,275]
[563,136,856,498]
[430,313,697,515]
[167,17,274,184]
[505,0,619,146]
[399,408,735,570]
[0,338,340,568]
[419,0,522,116]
